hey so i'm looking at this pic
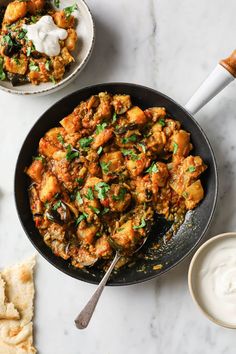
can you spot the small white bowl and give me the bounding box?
[188,232,236,329]
[0,0,95,95]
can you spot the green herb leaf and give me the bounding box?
[158,118,166,127]
[138,143,146,153]
[88,206,100,214]
[187,166,196,173]
[53,200,62,210]
[79,136,93,148]
[102,207,110,214]
[45,60,51,71]
[64,3,78,18]
[100,161,110,174]
[85,187,94,200]
[33,155,45,163]
[146,162,158,174]
[30,16,37,24]
[121,149,139,161]
[50,75,56,84]
[121,135,137,144]
[112,112,117,123]
[96,122,107,134]
[57,133,65,145]
[2,34,13,46]
[66,144,79,161]
[133,218,146,230]
[173,142,178,154]
[76,212,88,225]
[112,187,127,201]
[97,146,103,155]
[76,177,84,185]
[76,191,83,205]
[95,182,110,200]
[13,57,20,65]
[54,0,60,8]
[17,29,27,40]
[26,46,32,57]
[0,57,6,81]
[29,62,39,72]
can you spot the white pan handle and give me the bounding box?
[185,50,236,115]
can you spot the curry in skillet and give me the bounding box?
[26,93,207,269]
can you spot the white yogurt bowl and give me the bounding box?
[188,232,236,329]
[0,0,95,95]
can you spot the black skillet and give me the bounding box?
[14,50,236,286]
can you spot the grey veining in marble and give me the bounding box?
[1,0,236,353]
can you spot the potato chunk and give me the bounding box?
[112,95,132,114]
[60,112,81,134]
[92,128,113,149]
[184,180,204,209]
[170,130,192,157]
[26,159,44,183]
[53,11,75,29]
[39,173,60,203]
[95,236,112,258]
[126,106,147,125]
[4,55,28,75]
[3,1,27,24]
[112,220,137,249]
[65,28,77,51]
[107,184,131,212]
[77,222,98,244]
[100,151,124,181]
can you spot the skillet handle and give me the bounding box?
[185,50,236,115]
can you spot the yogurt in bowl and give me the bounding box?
[188,232,236,328]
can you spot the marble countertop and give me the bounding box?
[1,0,236,353]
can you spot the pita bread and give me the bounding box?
[0,256,36,354]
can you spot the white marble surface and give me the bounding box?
[1,0,236,353]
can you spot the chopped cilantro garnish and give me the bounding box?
[76,191,83,205]
[102,207,110,214]
[100,161,110,174]
[64,3,78,19]
[121,149,139,161]
[138,143,146,153]
[158,118,166,127]
[33,155,45,163]
[0,57,6,81]
[97,146,103,155]
[187,166,196,173]
[76,178,84,185]
[88,206,100,214]
[133,218,146,230]
[112,113,117,123]
[66,144,79,161]
[45,60,51,71]
[173,142,178,154]
[57,133,65,145]
[121,135,137,144]
[79,136,93,148]
[96,122,107,134]
[95,182,110,200]
[53,200,62,210]
[17,29,27,40]
[29,62,39,72]
[146,162,158,174]
[85,187,94,200]
[54,0,60,8]
[76,212,88,225]
[112,187,126,201]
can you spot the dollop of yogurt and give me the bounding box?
[23,15,68,57]
[197,237,236,326]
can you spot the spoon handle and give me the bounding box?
[75,252,121,329]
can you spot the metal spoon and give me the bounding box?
[75,237,147,329]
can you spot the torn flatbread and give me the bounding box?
[0,256,36,354]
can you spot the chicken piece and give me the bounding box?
[65,28,77,51]
[163,118,181,137]
[126,153,151,178]
[53,10,75,29]
[92,128,113,149]
[95,236,112,258]
[169,130,192,157]
[61,47,74,65]
[39,173,60,203]
[112,95,132,114]
[94,92,112,120]
[100,151,124,181]
[184,180,204,209]
[170,155,206,196]
[107,184,131,212]
[3,1,27,24]
[4,55,28,75]
[27,0,45,14]
[26,159,44,183]
[126,106,147,125]
[77,222,98,244]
